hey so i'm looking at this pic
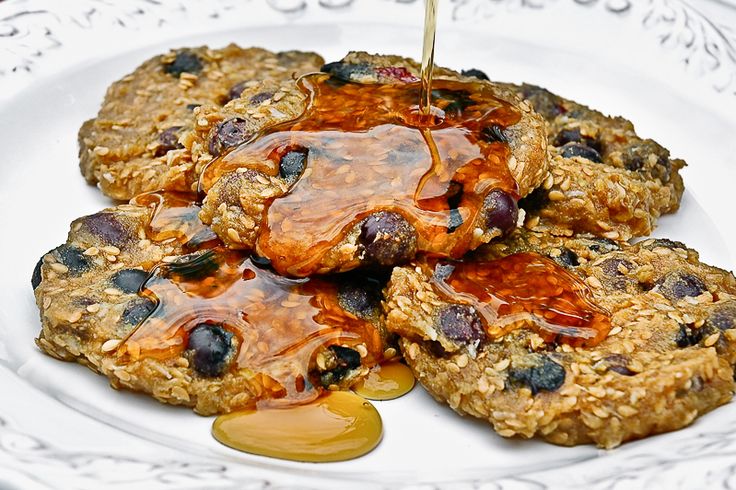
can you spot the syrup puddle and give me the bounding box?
[212,391,383,462]
[352,361,416,401]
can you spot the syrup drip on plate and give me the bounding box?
[200,73,520,277]
[352,361,416,401]
[212,391,382,462]
[118,193,386,406]
[430,252,611,347]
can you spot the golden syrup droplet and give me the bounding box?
[352,361,416,401]
[212,391,383,462]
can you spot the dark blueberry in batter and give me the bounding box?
[432,89,475,117]
[337,277,382,320]
[320,345,363,385]
[359,212,417,267]
[82,212,130,246]
[163,50,203,77]
[330,345,362,370]
[321,61,373,83]
[249,91,273,105]
[226,81,248,102]
[31,250,50,289]
[585,237,621,253]
[121,298,156,326]
[54,245,91,275]
[706,304,736,331]
[461,68,489,80]
[553,129,601,152]
[278,147,308,183]
[604,354,635,376]
[154,126,184,157]
[188,324,234,377]
[209,118,251,156]
[437,304,484,344]
[249,255,273,269]
[166,250,219,280]
[560,142,603,163]
[110,269,149,294]
[621,140,671,182]
[641,238,686,250]
[675,323,704,348]
[517,187,549,213]
[447,208,463,233]
[656,272,707,301]
[483,189,518,233]
[518,84,566,119]
[481,124,508,144]
[598,257,635,290]
[186,103,201,111]
[555,248,579,268]
[508,355,566,395]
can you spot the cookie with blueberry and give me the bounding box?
[461,70,685,241]
[384,229,736,448]
[197,52,549,277]
[32,194,394,415]
[79,44,323,200]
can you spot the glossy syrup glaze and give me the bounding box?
[200,73,520,276]
[117,193,385,406]
[430,252,611,347]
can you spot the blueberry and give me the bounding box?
[560,142,602,163]
[31,250,52,289]
[517,187,549,213]
[81,212,130,246]
[432,89,475,117]
[54,245,90,275]
[337,277,382,320]
[461,68,489,80]
[518,84,566,119]
[598,257,635,290]
[553,129,601,152]
[603,354,634,376]
[481,125,508,144]
[186,103,201,111]
[154,126,183,157]
[121,298,156,326]
[279,148,308,183]
[508,354,566,395]
[584,237,621,254]
[656,272,707,301]
[359,212,417,267]
[447,208,463,233]
[249,91,273,105]
[209,118,251,156]
[187,324,234,377]
[642,238,686,250]
[437,304,484,344]
[621,139,671,182]
[483,189,518,233]
[163,50,203,77]
[706,304,736,331]
[555,248,579,268]
[321,61,372,83]
[166,250,219,280]
[249,255,273,269]
[675,323,704,348]
[320,345,362,386]
[110,269,149,294]
[330,345,362,370]
[226,81,248,102]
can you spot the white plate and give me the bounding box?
[1,1,736,489]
